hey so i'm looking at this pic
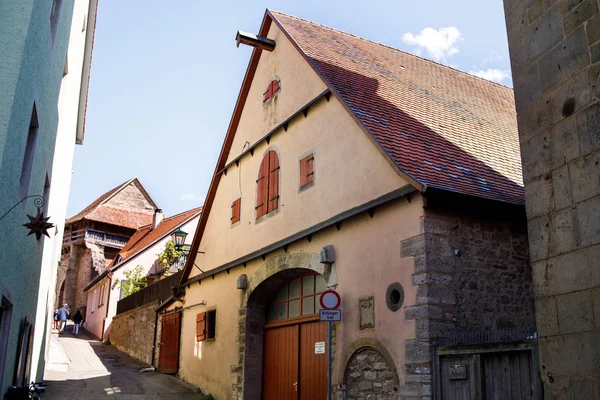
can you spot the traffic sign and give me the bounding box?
[319,309,341,321]
[319,290,341,310]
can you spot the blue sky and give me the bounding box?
[67,0,512,217]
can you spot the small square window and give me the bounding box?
[207,310,216,339]
[196,310,217,341]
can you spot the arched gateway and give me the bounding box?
[238,252,337,400]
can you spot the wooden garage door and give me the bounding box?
[158,312,181,374]
[263,321,327,400]
[263,325,299,400]
[299,321,327,400]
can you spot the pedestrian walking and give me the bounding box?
[73,310,83,336]
[53,309,59,329]
[57,303,69,332]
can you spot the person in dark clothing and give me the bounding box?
[57,304,69,332]
[72,310,83,336]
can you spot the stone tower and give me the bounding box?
[504,1,600,397]
[57,177,158,314]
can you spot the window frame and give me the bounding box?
[98,284,105,307]
[265,273,327,328]
[91,290,97,313]
[196,309,217,342]
[19,104,39,199]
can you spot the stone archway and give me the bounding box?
[235,251,337,400]
[341,338,399,400]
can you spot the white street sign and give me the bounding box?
[315,342,325,354]
[319,309,341,321]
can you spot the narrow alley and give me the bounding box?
[43,326,202,399]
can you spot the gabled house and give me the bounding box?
[158,10,537,399]
[83,207,201,340]
[57,177,158,315]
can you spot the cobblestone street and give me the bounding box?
[43,326,202,399]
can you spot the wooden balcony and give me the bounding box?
[62,228,130,248]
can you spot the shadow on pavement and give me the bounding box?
[43,325,202,399]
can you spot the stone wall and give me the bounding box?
[344,348,398,400]
[400,207,533,398]
[107,181,155,211]
[503,0,600,397]
[110,301,157,366]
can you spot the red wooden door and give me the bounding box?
[158,312,181,374]
[299,321,327,400]
[263,325,299,400]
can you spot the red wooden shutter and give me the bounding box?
[231,198,241,224]
[256,156,269,218]
[300,153,314,187]
[196,312,206,341]
[268,151,280,212]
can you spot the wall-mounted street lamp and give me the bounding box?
[0,195,54,240]
[170,228,205,273]
[171,229,188,251]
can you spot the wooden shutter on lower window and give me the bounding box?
[196,312,206,341]
[300,153,314,187]
[231,198,241,224]
[268,151,280,212]
[256,155,269,218]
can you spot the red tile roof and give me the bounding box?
[271,12,524,204]
[84,207,202,291]
[113,207,202,268]
[66,178,157,229]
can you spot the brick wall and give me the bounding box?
[110,301,157,366]
[401,207,534,398]
[504,0,600,397]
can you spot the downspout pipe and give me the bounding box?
[151,300,159,367]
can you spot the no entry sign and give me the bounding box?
[319,290,341,310]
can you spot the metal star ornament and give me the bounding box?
[23,208,54,240]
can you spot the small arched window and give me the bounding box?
[256,150,280,218]
[266,274,327,323]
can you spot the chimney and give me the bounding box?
[152,209,163,230]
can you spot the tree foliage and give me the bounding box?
[157,240,185,276]
[119,265,148,297]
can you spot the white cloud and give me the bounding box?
[469,68,511,83]
[181,193,204,201]
[402,26,463,61]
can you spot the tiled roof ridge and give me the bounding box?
[135,206,203,231]
[96,177,137,207]
[269,10,513,91]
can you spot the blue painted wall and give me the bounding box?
[0,0,74,392]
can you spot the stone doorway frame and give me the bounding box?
[234,251,338,400]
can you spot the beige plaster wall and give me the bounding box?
[189,92,408,280]
[173,194,423,399]
[225,22,327,166]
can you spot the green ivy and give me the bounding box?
[119,265,148,297]
[157,240,185,276]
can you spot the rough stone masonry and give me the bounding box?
[503,0,600,398]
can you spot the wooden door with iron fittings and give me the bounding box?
[158,311,181,374]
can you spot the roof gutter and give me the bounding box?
[75,0,98,144]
